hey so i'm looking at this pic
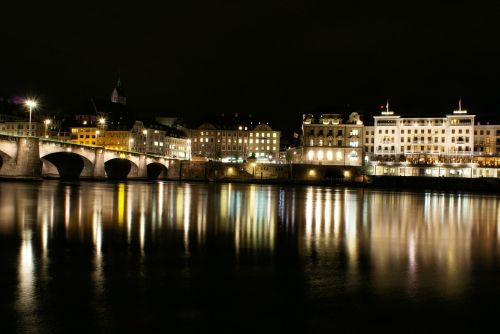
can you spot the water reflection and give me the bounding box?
[0,181,499,330]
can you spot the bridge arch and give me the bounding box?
[147,162,168,180]
[41,152,94,179]
[104,158,140,180]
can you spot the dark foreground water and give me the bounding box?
[1,181,500,333]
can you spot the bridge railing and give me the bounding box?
[1,133,183,160]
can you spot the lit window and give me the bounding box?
[326,151,333,160]
[154,141,159,146]
[317,150,324,160]
[308,150,314,160]
[336,151,343,160]
[273,133,277,138]
[250,139,253,144]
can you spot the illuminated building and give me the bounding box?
[189,121,280,162]
[0,121,45,137]
[371,103,476,164]
[300,112,364,166]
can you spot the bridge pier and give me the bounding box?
[93,149,106,180]
[0,137,42,180]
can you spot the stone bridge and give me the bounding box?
[0,134,173,180]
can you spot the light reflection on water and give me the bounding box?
[0,181,499,331]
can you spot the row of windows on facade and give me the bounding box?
[1,124,37,130]
[365,129,500,136]
[194,137,277,144]
[306,150,359,161]
[195,143,276,151]
[373,128,472,135]
[305,129,360,136]
[373,136,471,144]
[198,131,277,138]
[375,146,472,152]
[307,139,359,147]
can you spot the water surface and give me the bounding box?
[0,181,499,333]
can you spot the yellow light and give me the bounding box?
[309,169,316,177]
[99,118,106,125]
[343,170,351,178]
[308,150,314,161]
[44,119,51,125]
[251,162,256,167]
[326,151,333,160]
[119,153,126,159]
[317,150,324,160]
[142,129,148,135]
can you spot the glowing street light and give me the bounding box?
[98,117,106,147]
[25,99,37,136]
[44,119,51,138]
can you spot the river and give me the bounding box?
[0,180,499,333]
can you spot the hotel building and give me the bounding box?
[300,112,364,166]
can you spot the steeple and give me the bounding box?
[111,78,127,105]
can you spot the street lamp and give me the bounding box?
[25,99,37,136]
[44,119,51,138]
[98,118,106,147]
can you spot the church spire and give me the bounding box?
[111,78,126,105]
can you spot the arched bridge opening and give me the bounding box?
[105,158,138,180]
[41,152,93,180]
[147,163,168,180]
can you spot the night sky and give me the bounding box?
[2,1,500,135]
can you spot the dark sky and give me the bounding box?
[2,1,500,134]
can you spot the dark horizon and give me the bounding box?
[2,1,500,135]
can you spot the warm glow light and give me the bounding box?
[309,169,316,177]
[326,151,333,160]
[44,119,51,125]
[336,151,343,161]
[308,150,314,161]
[99,117,106,125]
[317,150,324,160]
[25,99,37,108]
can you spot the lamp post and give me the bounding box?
[98,117,106,147]
[25,99,37,136]
[142,129,148,153]
[44,119,51,138]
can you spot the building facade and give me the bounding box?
[0,121,45,137]
[300,112,364,166]
[372,107,475,164]
[189,123,280,162]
